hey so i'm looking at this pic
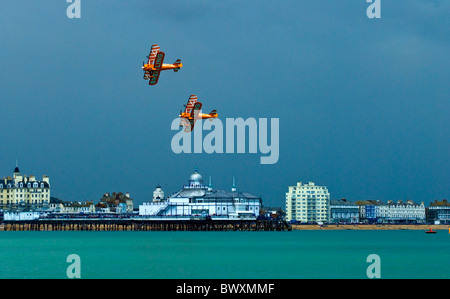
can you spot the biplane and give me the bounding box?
[142,44,183,85]
[179,95,218,132]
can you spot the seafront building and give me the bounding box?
[139,170,262,219]
[377,200,425,224]
[426,200,450,224]
[0,166,50,210]
[284,187,427,224]
[330,199,359,223]
[356,200,380,223]
[62,201,95,214]
[0,164,441,226]
[354,200,425,224]
[95,192,134,213]
[285,181,330,223]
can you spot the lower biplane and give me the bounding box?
[179,95,218,132]
[142,44,183,85]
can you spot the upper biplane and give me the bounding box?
[179,95,218,132]
[142,44,183,85]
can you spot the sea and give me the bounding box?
[0,230,449,279]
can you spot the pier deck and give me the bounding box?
[1,218,291,231]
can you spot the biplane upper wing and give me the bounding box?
[184,95,198,115]
[147,44,160,65]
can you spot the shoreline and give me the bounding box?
[1,223,449,231]
[291,224,450,230]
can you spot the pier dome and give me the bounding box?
[185,169,206,190]
[189,170,203,182]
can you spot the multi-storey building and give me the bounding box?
[377,200,425,224]
[357,200,425,224]
[96,192,134,213]
[426,200,450,224]
[285,181,330,223]
[0,166,50,209]
[330,199,359,223]
[356,200,381,223]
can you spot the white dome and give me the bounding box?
[189,171,203,182]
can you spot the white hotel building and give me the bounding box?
[139,170,262,219]
[377,200,426,224]
[285,181,330,223]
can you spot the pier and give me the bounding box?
[1,218,291,232]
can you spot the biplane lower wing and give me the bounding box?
[188,102,203,131]
[192,102,202,117]
[154,51,165,70]
[148,70,161,85]
[184,118,196,132]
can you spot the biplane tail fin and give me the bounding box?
[173,59,182,72]
[209,110,218,117]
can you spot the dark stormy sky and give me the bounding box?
[0,0,448,206]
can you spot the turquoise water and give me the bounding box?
[0,230,449,279]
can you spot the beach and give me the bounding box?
[292,224,450,230]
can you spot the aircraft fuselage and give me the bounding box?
[180,113,216,120]
[143,63,181,71]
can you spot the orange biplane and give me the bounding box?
[179,95,218,132]
[142,44,183,85]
